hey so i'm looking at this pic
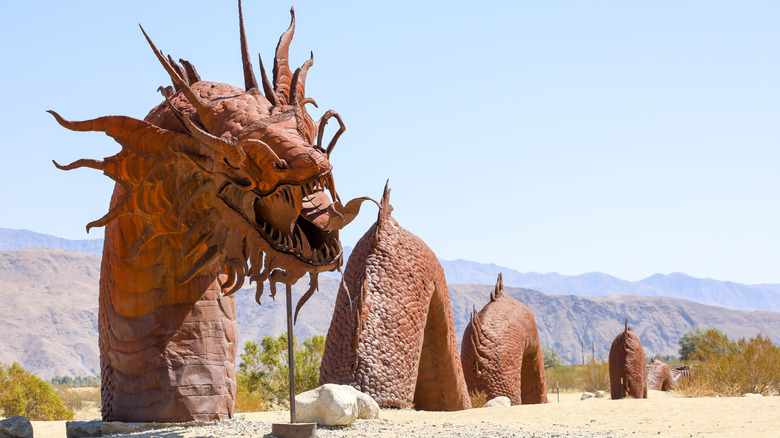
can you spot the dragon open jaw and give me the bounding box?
[219,171,353,273]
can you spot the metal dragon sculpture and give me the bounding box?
[50,1,369,422]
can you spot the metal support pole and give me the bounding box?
[621,377,625,399]
[286,283,296,423]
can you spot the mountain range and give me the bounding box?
[1,246,778,379]
[3,227,778,312]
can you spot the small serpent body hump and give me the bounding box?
[460,274,548,405]
[319,187,471,411]
[609,320,648,399]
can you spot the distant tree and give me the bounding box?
[236,333,325,409]
[678,328,734,361]
[0,362,73,420]
[50,375,99,387]
[541,344,563,368]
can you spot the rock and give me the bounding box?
[581,392,595,400]
[296,384,359,426]
[0,416,32,438]
[66,420,102,438]
[483,396,511,407]
[343,386,380,419]
[742,393,764,397]
[595,390,605,398]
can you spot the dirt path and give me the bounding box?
[29,391,779,437]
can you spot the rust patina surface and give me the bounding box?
[460,274,548,405]
[319,184,471,411]
[609,320,648,399]
[50,1,368,422]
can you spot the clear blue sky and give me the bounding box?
[1,1,778,284]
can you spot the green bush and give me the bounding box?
[0,362,74,420]
[678,328,734,361]
[541,345,563,369]
[236,333,325,412]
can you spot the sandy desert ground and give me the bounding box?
[29,391,779,438]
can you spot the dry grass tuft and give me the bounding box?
[469,389,488,408]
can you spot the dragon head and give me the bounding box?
[50,2,373,320]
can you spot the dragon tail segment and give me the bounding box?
[321,183,471,411]
[460,272,548,405]
[609,319,648,399]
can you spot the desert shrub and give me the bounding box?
[680,333,780,397]
[678,328,734,361]
[541,345,563,369]
[469,389,487,408]
[0,362,74,420]
[578,356,609,393]
[236,333,325,412]
[54,386,101,412]
[545,364,581,392]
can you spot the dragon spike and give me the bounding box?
[490,272,504,302]
[316,110,346,158]
[180,59,201,83]
[373,180,393,248]
[179,244,221,285]
[139,25,212,125]
[258,54,279,106]
[272,6,295,104]
[52,158,105,172]
[294,272,319,324]
[86,200,129,233]
[121,223,155,261]
[167,55,188,88]
[290,52,313,105]
[238,0,259,92]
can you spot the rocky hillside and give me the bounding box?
[448,283,780,364]
[2,248,779,378]
[0,248,100,379]
[3,228,779,312]
[0,228,103,256]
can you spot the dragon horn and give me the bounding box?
[238,0,258,92]
[139,25,212,126]
[272,6,295,104]
[258,53,279,106]
[290,52,313,105]
[316,110,346,158]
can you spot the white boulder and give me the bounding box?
[483,396,511,407]
[295,384,379,426]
